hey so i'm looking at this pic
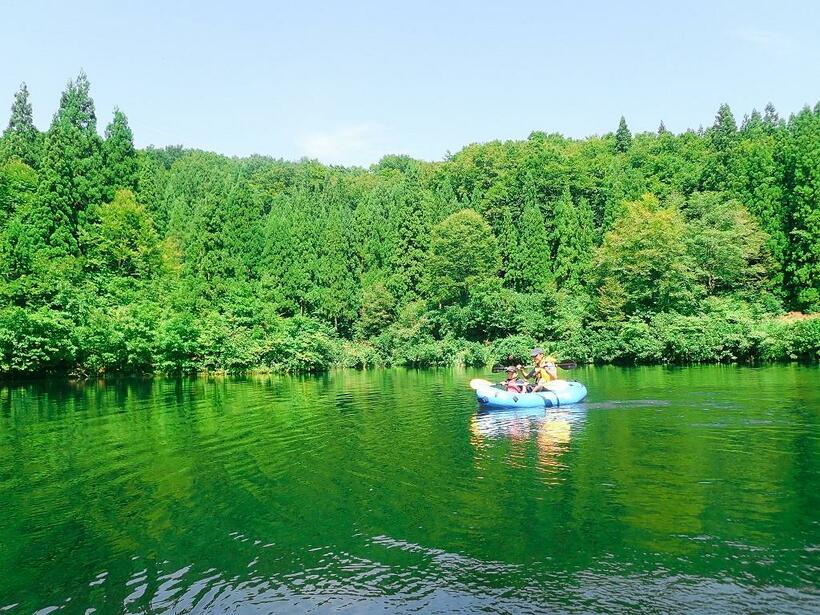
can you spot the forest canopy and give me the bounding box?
[0,73,818,375]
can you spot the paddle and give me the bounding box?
[491,361,577,372]
[469,378,495,390]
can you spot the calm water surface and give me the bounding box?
[0,365,818,613]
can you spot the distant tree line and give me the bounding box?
[0,73,817,375]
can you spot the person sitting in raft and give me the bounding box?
[521,348,558,392]
[501,366,526,393]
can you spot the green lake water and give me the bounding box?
[0,365,818,613]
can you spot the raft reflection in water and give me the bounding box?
[470,406,587,469]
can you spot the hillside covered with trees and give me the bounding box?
[0,73,818,375]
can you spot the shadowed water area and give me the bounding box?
[0,365,818,613]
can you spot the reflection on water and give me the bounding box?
[471,406,586,472]
[536,413,573,469]
[0,365,818,613]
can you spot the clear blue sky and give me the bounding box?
[2,0,819,166]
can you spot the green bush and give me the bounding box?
[388,337,489,368]
[788,319,820,359]
[759,318,820,361]
[461,280,519,340]
[155,312,200,373]
[617,317,667,363]
[457,341,491,367]
[337,340,384,369]
[395,338,459,367]
[489,334,538,366]
[196,312,263,372]
[0,306,77,374]
[77,303,158,374]
[355,283,396,339]
[512,292,555,339]
[260,316,340,372]
[431,304,471,340]
[558,308,820,365]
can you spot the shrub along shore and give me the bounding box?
[144,313,818,374]
[0,74,818,376]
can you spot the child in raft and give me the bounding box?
[501,366,527,393]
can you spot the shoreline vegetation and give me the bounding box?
[0,73,818,377]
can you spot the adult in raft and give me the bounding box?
[519,348,558,392]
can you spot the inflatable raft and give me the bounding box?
[472,379,587,409]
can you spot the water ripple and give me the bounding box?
[0,367,817,613]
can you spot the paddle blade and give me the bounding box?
[469,378,494,390]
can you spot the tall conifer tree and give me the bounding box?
[36,71,104,255]
[316,204,360,331]
[782,107,820,310]
[614,116,632,153]
[1,83,41,167]
[711,103,738,151]
[103,108,138,199]
[388,174,430,302]
[554,191,595,290]
[497,205,520,285]
[703,103,739,191]
[135,152,167,230]
[508,190,551,292]
[763,103,780,130]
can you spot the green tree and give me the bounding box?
[356,283,396,338]
[506,189,551,292]
[782,107,820,310]
[82,189,163,278]
[0,72,818,376]
[496,204,520,283]
[702,103,738,191]
[554,190,595,290]
[223,180,265,280]
[711,103,738,150]
[596,195,702,315]
[102,108,138,198]
[614,116,632,153]
[0,159,37,219]
[763,103,781,130]
[0,160,39,287]
[351,178,397,276]
[135,151,168,230]
[424,209,501,307]
[0,83,41,167]
[314,204,361,332]
[35,71,104,256]
[260,191,319,316]
[386,171,431,301]
[163,151,236,290]
[727,113,787,289]
[684,193,773,295]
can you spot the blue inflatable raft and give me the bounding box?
[472,379,587,409]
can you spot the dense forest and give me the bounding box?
[0,72,817,376]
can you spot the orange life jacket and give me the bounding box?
[534,358,557,382]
